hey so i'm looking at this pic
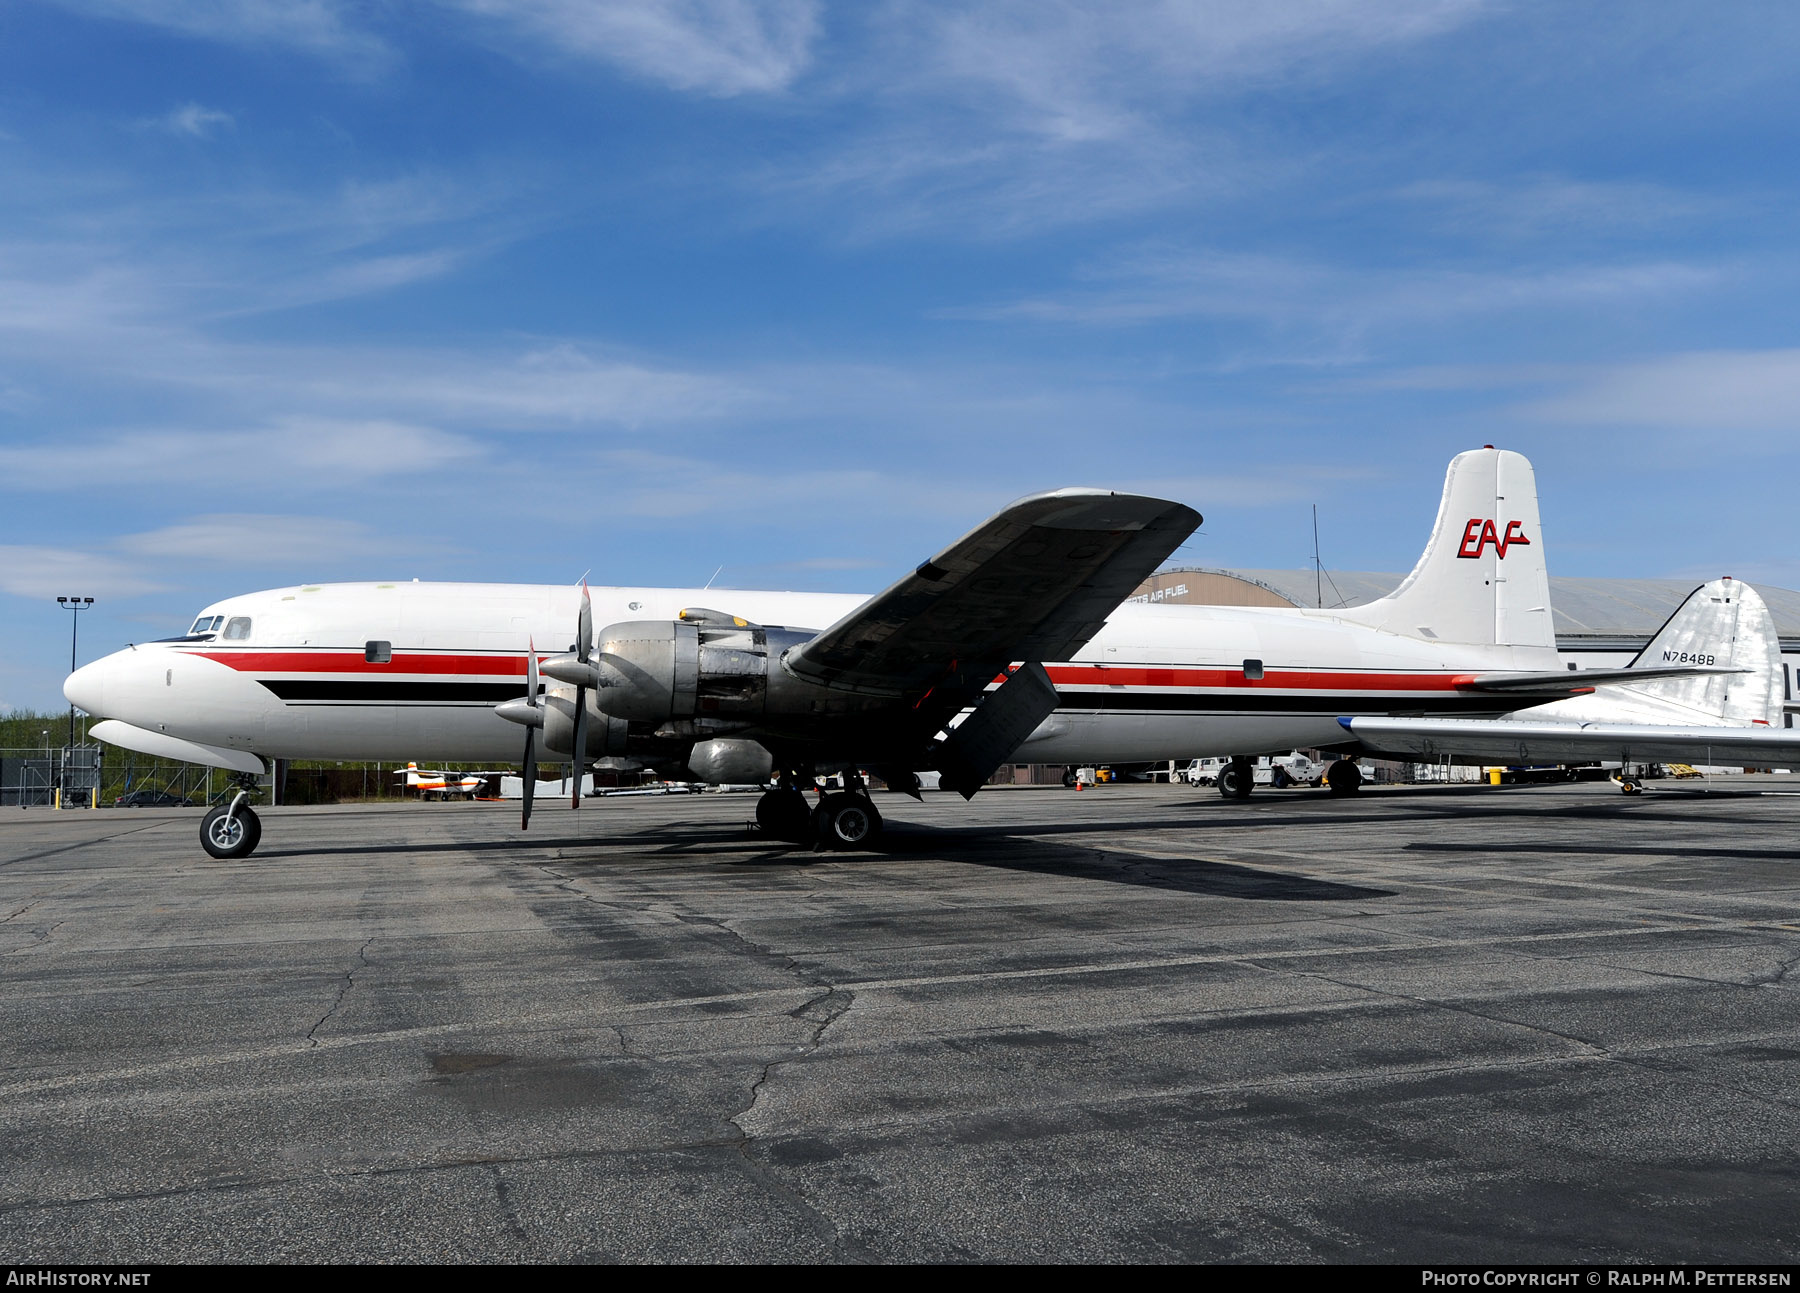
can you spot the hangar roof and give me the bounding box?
[1153,568,1800,644]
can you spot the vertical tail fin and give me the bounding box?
[1604,578,1783,726]
[1335,448,1556,654]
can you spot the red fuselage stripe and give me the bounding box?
[194,651,530,677]
[1042,665,1474,692]
[193,650,1483,693]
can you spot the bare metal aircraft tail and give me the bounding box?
[1549,578,1783,727]
[1333,447,1556,656]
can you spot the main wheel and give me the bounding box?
[1326,760,1364,796]
[200,805,261,859]
[755,789,813,843]
[1217,760,1254,800]
[815,792,882,850]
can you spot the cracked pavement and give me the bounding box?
[0,783,1797,1262]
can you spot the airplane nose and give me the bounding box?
[64,658,109,719]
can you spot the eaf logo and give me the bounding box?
[1457,519,1531,559]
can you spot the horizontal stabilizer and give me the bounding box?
[1456,665,1744,693]
[1341,715,1799,767]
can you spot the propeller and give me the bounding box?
[521,640,540,831]
[571,582,594,810]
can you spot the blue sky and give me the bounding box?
[4,1,1800,710]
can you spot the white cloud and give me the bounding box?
[0,420,484,491]
[943,246,1723,349]
[1390,175,1714,239]
[0,547,170,600]
[445,0,820,95]
[1520,349,1800,431]
[903,0,1488,142]
[122,514,384,564]
[150,103,235,137]
[42,0,388,68]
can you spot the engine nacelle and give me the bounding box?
[687,738,774,785]
[539,684,632,759]
[594,613,816,728]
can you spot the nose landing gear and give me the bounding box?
[200,775,263,859]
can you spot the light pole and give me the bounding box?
[58,596,93,803]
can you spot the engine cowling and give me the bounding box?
[594,612,814,729]
[539,683,632,759]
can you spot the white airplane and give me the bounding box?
[63,447,1759,860]
[1342,575,1791,790]
[395,762,505,800]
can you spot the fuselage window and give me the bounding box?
[1243,658,1265,680]
[365,640,392,664]
[222,617,252,641]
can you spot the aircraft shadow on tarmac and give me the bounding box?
[1407,839,1800,861]
[867,820,1395,901]
[254,810,1394,901]
[577,814,1397,903]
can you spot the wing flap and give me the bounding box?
[1342,715,1798,766]
[785,488,1201,697]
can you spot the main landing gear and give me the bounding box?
[1217,757,1255,800]
[755,777,884,851]
[1325,759,1363,795]
[200,774,263,860]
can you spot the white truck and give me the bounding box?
[1183,753,1324,789]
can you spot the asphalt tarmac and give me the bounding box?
[1,780,1797,1264]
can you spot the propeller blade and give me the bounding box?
[571,686,588,810]
[577,581,593,664]
[527,638,540,699]
[521,726,536,831]
[571,588,594,809]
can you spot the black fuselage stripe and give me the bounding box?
[262,680,523,702]
[260,678,1523,716]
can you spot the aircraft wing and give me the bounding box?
[1340,715,1800,767]
[783,488,1201,698]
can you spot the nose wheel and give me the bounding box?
[200,800,262,859]
[200,781,263,859]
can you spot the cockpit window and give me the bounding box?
[222,617,252,641]
[188,615,223,635]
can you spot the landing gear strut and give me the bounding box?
[200,773,262,860]
[1217,757,1254,800]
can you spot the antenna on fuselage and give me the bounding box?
[1312,504,1347,610]
[1313,505,1321,609]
